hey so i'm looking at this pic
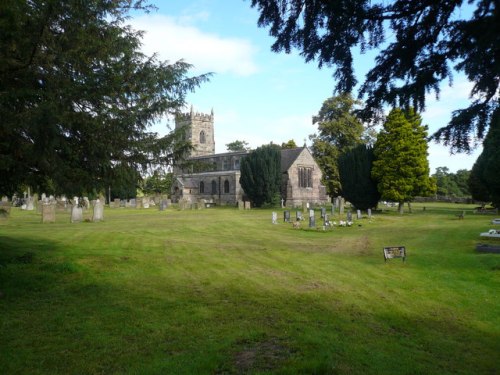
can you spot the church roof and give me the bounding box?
[281,147,307,172]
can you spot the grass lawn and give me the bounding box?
[1,203,499,374]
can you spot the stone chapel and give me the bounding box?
[171,107,328,207]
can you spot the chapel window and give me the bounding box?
[211,180,217,194]
[200,130,206,144]
[298,167,313,188]
[199,181,204,193]
[224,180,230,194]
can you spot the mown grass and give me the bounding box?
[0,203,499,374]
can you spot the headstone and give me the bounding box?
[92,200,104,222]
[26,197,34,211]
[136,198,143,209]
[281,198,285,208]
[159,200,168,211]
[368,208,372,219]
[309,209,315,218]
[238,200,244,210]
[302,201,308,213]
[129,198,136,208]
[142,197,150,209]
[339,197,345,214]
[83,197,90,209]
[309,215,316,228]
[296,211,303,221]
[331,204,335,215]
[244,201,251,210]
[41,193,46,201]
[324,214,330,226]
[71,205,83,223]
[320,207,326,219]
[0,201,11,219]
[347,211,352,222]
[41,203,56,223]
[114,198,121,208]
[357,209,361,220]
[283,210,291,222]
[272,212,278,224]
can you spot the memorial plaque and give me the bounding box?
[283,210,291,222]
[383,246,406,262]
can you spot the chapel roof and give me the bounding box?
[280,147,307,172]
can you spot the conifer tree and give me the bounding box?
[469,107,500,207]
[239,144,281,207]
[338,144,380,210]
[372,108,436,213]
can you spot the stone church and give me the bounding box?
[171,108,328,207]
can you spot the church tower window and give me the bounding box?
[200,130,206,144]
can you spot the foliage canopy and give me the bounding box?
[338,144,380,210]
[0,0,208,197]
[250,0,500,152]
[239,144,281,207]
[309,94,365,197]
[468,108,500,207]
[372,108,436,211]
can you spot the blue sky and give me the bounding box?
[129,0,482,173]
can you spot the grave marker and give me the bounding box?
[383,246,406,262]
[92,200,104,221]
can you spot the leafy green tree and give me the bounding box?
[0,0,208,197]
[309,94,365,197]
[141,172,173,196]
[226,140,250,152]
[239,144,281,207]
[338,144,380,210]
[453,169,471,197]
[432,167,471,197]
[372,108,436,213]
[249,0,499,152]
[468,107,500,207]
[281,139,298,149]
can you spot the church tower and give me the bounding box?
[175,106,215,157]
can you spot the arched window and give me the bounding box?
[211,180,217,194]
[199,181,204,193]
[224,180,230,193]
[200,130,206,144]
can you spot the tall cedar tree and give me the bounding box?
[239,144,281,207]
[338,144,380,210]
[309,94,365,197]
[0,0,208,197]
[250,0,500,153]
[372,108,436,213]
[468,107,500,207]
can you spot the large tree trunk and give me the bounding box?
[407,201,412,213]
[398,201,404,214]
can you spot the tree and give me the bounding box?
[372,108,436,213]
[281,139,298,149]
[0,0,208,197]
[338,144,380,210]
[309,94,365,197]
[226,140,250,152]
[141,172,173,196]
[432,167,471,197]
[249,0,500,152]
[239,144,281,207]
[468,107,500,207]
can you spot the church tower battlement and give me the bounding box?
[175,106,215,157]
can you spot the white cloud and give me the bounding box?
[129,14,258,76]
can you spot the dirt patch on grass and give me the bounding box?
[232,337,293,373]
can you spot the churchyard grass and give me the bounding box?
[0,203,498,374]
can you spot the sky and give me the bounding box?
[128,0,483,173]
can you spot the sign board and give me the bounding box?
[383,246,406,262]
